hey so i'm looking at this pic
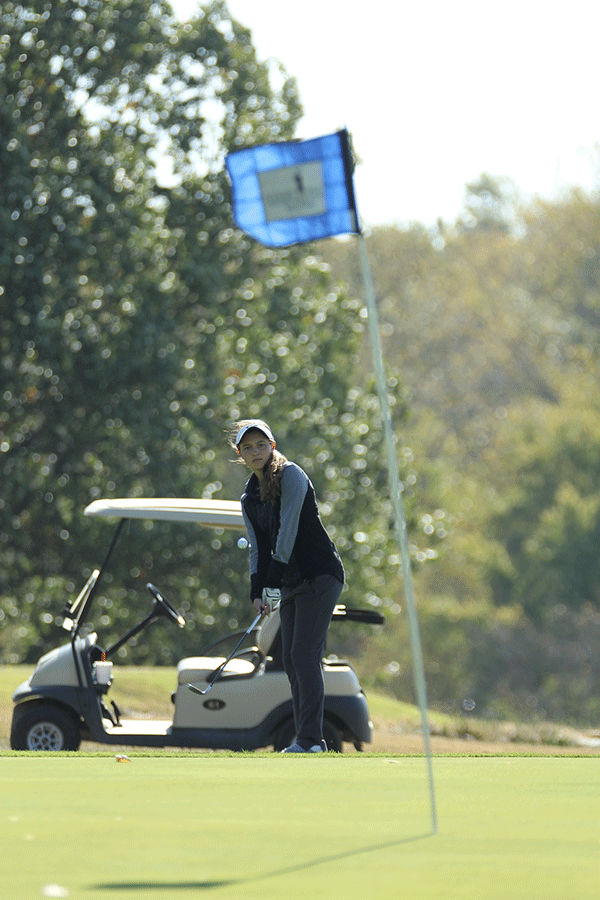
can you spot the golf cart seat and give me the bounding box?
[176,609,281,686]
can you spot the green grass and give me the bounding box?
[1,755,598,900]
[2,665,598,897]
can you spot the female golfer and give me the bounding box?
[230,419,345,752]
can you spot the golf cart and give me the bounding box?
[11,498,383,752]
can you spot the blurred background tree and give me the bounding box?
[0,0,418,665]
[320,178,600,725]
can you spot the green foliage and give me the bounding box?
[0,0,418,665]
[487,397,600,623]
[459,172,521,233]
[322,178,600,725]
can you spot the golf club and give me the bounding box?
[186,611,263,696]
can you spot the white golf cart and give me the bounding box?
[11,498,382,752]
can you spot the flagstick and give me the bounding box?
[357,232,437,834]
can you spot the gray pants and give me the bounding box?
[279,574,343,748]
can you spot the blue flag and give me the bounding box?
[225,129,360,248]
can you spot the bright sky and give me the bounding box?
[171,0,600,228]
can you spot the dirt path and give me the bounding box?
[369,722,600,755]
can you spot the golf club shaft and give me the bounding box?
[187,611,263,695]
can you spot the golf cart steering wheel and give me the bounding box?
[146,583,186,628]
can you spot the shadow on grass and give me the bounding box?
[90,831,433,893]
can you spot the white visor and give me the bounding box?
[235,420,275,446]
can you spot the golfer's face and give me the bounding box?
[238,430,274,476]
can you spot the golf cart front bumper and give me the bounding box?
[325,691,373,746]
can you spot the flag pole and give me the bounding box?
[224,128,436,831]
[357,232,437,834]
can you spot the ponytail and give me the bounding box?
[259,449,288,503]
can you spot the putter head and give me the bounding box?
[186,682,212,696]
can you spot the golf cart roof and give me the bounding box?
[84,498,244,529]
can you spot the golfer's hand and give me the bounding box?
[261,587,281,615]
[253,597,267,617]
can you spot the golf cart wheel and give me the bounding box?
[272,717,343,753]
[11,704,81,751]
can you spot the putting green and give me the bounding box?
[1,756,598,900]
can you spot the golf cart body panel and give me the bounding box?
[26,637,93,689]
[11,497,382,752]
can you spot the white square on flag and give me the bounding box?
[258,161,327,222]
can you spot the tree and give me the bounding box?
[0,0,298,660]
[321,186,600,724]
[1,1,410,663]
[458,172,521,234]
[486,393,600,625]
